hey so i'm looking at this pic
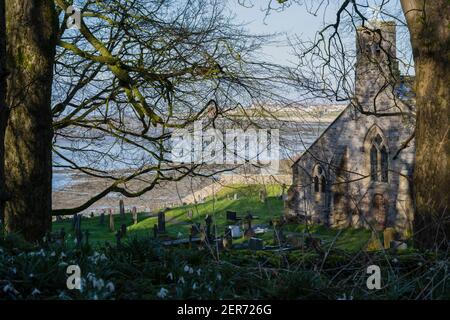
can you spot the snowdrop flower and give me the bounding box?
[105,282,115,293]
[3,283,19,295]
[58,261,68,268]
[216,273,222,281]
[177,232,183,238]
[178,276,185,284]
[392,258,398,263]
[196,269,202,276]
[184,265,190,272]
[60,252,66,259]
[208,286,213,292]
[31,288,41,296]
[167,273,173,280]
[192,283,198,290]
[11,267,16,274]
[157,287,169,299]
[50,251,56,257]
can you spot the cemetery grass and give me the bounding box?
[52,184,372,251]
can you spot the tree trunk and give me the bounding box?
[0,0,7,227]
[4,0,58,242]
[401,0,450,249]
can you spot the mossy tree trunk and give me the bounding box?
[4,0,58,241]
[401,0,450,249]
[0,0,7,226]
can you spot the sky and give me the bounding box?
[227,1,337,66]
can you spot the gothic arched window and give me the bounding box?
[368,132,389,182]
[313,165,326,194]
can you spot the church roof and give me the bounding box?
[292,104,352,166]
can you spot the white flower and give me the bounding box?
[184,265,190,272]
[178,276,185,284]
[58,262,68,268]
[392,258,398,263]
[106,282,115,293]
[3,283,19,295]
[167,273,173,280]
[60,252,66,259]
[192,283,198,290]
[196,269,202,276]
[50,251,56,257]
[157,287,169,299]
[11,267,16,274]
[31,288,41,296]
[177,232,183,238]
[217,273,222,281]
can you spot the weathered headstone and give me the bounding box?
[132,206,138,225]
[187,210,193,220]
[228,225,241,238]
[119,199,125,219]
[233,193,238,201]
[157,211,166,233]
[259,189,267,203]
[226,211,237,221]
[249,237,264,250]
[109,209,115,232]
[100,211,105,226]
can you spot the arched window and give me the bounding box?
[368,131,389,182]
[314,176,319,192]
[320,176,327,193]
[313,165,326,194]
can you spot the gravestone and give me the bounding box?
[259,189,267,203]
[226,211,237,221]
[119,199,125,219]
[132,206,138,225]
[248,237,264,250]
[187,210,193,220]
[233,193,238,201]
[158,211,166,233]
[228,225,241,238]
[90,211,94,218]
[100,211,105,226]
[109,209,115,232]
[120,224,127,237]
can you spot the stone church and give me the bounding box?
[286,21,416,237]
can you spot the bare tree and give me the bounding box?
[0,0,6,225]
[51,0,289,216]
[3,0,58,241]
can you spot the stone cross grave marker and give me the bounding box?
[109,209,115,232]
[132,206,138,225]
[158,211,166,233]
[100,211,105,225]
